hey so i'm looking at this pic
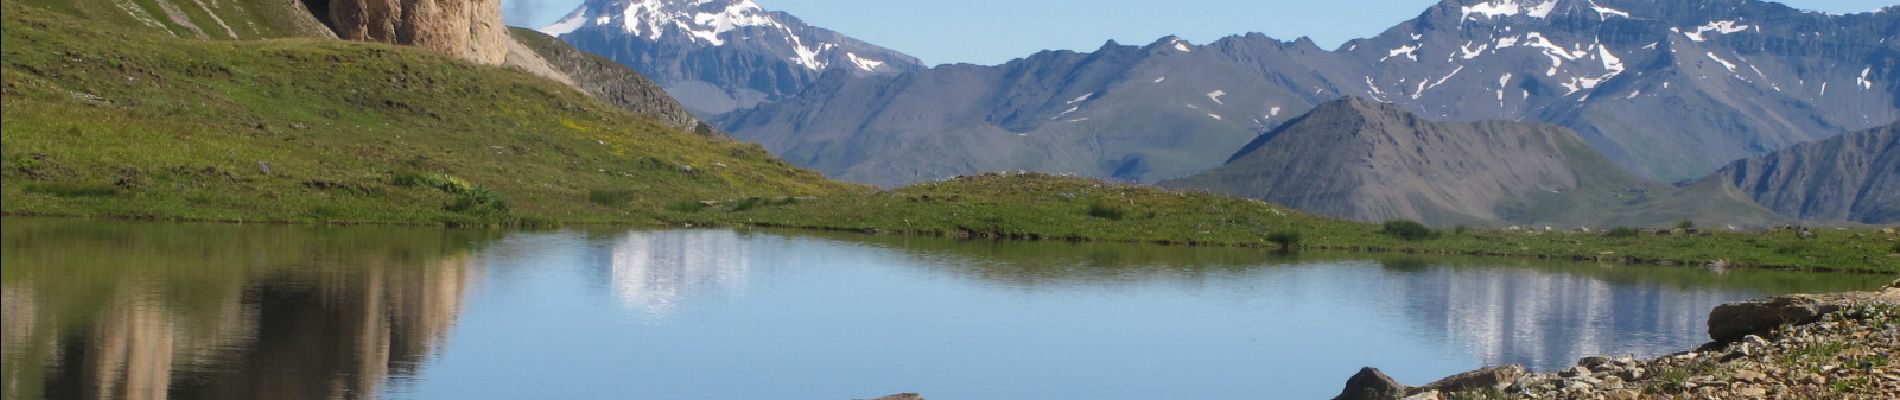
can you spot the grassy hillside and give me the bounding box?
[0,3,849,226]
[683,173,1900,273]
[11,0,332,39]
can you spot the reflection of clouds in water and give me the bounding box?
[1389,267,1752,371]
[609,230,749,319]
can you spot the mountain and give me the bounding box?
[539,0,922,116]
[1162,97,1782,227]
[719,0,1899,187]
[1700,122,1900,224]
[510,28,713,134]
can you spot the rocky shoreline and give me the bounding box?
[1337,280,1900,400]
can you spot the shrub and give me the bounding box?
[1890,242,1900,255]
[1381,220,1437,241]
[445,186,507,213]
[1606,227,1642,238]
[1676,219,1696,230]
[1267,231,1302,250]
[1085,202,1126,220]
[588,189,638,206]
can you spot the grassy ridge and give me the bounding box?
[684,173,1900,273]
[1,3,849,226]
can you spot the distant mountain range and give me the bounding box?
[542,0,1900,225]
[705,0,1896,186]
[539,0,921,116]
[1162,97,1784,226]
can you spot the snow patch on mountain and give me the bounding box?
[1461,41,1490,59]
[1678,20,1751,42]
[1462,0,1557,20]
[1384,44,1419,62]
[846,52,884,72]
[1169,38,1193,52]
[1589,0,1630,18]
[1052,106,1081,120]
[1366,76,1390,101]
[1599,46,1623,74]
[786,34,833,70]
[1707,52,1738,72]
[1415,66,1465,99]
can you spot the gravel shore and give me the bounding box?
[1339,279,1900,400]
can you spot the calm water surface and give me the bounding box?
[1,219,1887,399]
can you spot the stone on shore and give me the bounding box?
[1335,367,1409,400]
[1420,364,1524,393]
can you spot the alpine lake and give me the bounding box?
[1,219,1888,399]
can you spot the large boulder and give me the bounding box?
[1708,287,1900,343]
[1335,367,1409,400]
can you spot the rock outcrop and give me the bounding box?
[316,0,509,64]
[509,28,713,135]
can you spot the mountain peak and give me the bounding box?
[1167,98,1675,226]
[1310,96,1408,119]
[545,0,920,115]
[542,0,774,47]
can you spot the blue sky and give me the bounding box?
[504,0,1896,66]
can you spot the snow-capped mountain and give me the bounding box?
[718,0,1898,186]
[540,0,921,116]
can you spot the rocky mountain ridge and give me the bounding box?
[716,0,1898,187]
[1703,122,1900,224]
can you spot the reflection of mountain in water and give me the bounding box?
[605,230,750,318]
[1382,263,1757,371]
[0,221,486,400]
